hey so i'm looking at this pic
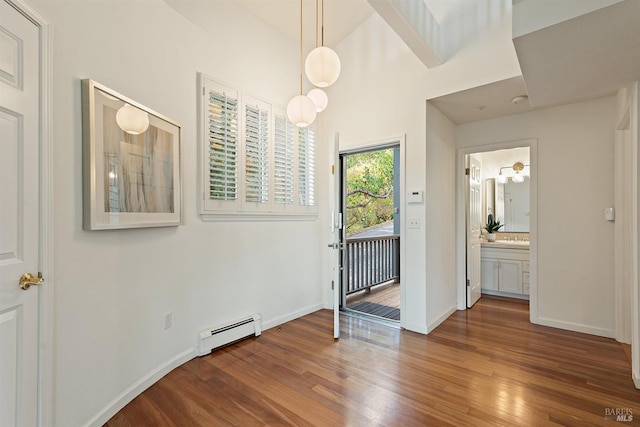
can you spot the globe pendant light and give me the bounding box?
[287,0,316,127]
[305,0,341,88]
[307,88,328,112]
[116,103,149,135]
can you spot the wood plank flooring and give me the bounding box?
[105,297,639,426]
[346,282,400,309]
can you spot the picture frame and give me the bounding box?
[81,79,182,230]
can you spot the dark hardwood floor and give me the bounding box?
[106,297,639,426]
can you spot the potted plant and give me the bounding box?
[484,219,504,242]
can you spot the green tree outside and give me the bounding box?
[345,148,395,236]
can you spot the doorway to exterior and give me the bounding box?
[340,145,401,322]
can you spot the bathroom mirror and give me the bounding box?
[494,177,530,232]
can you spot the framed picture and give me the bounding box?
[81,79,182,230]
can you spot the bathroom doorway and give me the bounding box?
[458,140,537,322]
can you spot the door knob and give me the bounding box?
[19,272,44,290]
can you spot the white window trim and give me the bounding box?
[199,73,317,220]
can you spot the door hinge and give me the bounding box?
[465,167,470,176]
[331,280,334,290]
[466,279,470,287]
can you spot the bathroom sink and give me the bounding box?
[481,240,530,249]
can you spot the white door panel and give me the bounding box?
[466,155,482,307]
[0,1,40,425]
[331,133,341,339]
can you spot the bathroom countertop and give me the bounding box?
[481,241,530,250]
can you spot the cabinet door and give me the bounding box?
[499,260,522,293]
[522,272,530,295]
[481,258,499,290]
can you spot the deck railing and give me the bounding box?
[345,235,400,295]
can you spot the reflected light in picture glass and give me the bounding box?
[116,104,150,135]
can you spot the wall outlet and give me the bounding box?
[163,312,172,330]
[408,217,420,229]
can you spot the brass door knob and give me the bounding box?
[19,272,44,290]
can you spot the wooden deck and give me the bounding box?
[106,297,639,426]
[345,281,400,309]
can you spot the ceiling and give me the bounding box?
[429,77,536,126]
[232,0,375,48]
[167,0,640,125]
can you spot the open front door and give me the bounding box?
[466,155,482,308]
[330,132,342,338]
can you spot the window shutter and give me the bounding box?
[199,74,317,218]
[243,97,270,209]
[297,126,316,208]
[273,111,294,206]
[203,78,240,211]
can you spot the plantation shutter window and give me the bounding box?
[243,97,270,209]
[199,74,316,218]
[298,126,316,208]
[203,78,240,211]
[274,111,294,206]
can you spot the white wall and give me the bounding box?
[457,96,617,337]
[425,104,457,329]
[28,1,326,425]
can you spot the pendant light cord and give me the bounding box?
[321,0,324,46]
[299,0,303,95]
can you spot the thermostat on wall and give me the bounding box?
[408,190,424,204]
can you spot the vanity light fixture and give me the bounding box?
[305,0,341,88]
[496,161,529,183]
[511,161,526,183]
[286,0,317,127]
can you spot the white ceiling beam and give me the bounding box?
[368,0,443,68]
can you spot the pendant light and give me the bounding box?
[305,0,341,88]
[116,103,149,135]
[307,88,328,112]
[287,0,317,127]
[305,0,329,112]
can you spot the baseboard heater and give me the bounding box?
[198,313,262,356]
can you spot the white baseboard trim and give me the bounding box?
[84,347,196,427]
[403,322,428,335]
[535,317,615,338]
[427,305,457,333]
[634,373,640,389]
[481,289,529,300]
[261,303,324,331]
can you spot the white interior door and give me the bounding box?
[330,133,342,338]
[466,155,482,308]
[0,1,41,425]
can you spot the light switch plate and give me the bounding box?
[604,207,615,221]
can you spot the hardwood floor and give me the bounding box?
[106,297,639,426]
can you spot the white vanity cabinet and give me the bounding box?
[481,245,530,298]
